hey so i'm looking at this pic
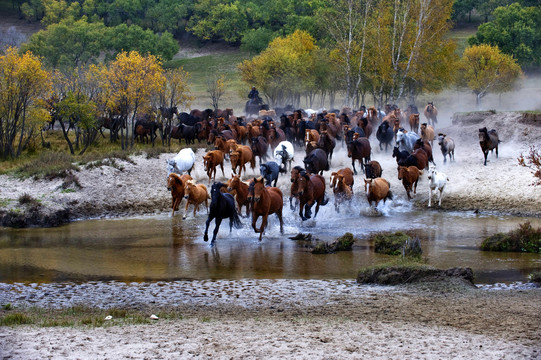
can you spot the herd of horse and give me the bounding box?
[162,102,501,245]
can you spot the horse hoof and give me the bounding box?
[204,235,209,242]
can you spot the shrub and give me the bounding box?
[402,236,423,259]
[480,222,541,253]
[18,193,39,206]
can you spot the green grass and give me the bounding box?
[164,51,252,112]
[446,25,478,56]
[0,313,33,326]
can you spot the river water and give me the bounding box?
[1,201,540,284]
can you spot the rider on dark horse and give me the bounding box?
[248,86,262,105]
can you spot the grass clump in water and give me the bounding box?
[480,222,541,253]
[312,232,356,254]
[528,271,541,285]
[372,232,411,256]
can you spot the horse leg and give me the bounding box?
[277,210,284,234]
[352,159,358,175]
[258,214,269,241]
[483,151,488,166]
[428,188,433,207]
[252,214,260,233]
[438,187,444,207]
[204,214,215,242]
[211,217,223,245]
[183,201,190,219]
[220,163,225,177]
[413,179,419,196]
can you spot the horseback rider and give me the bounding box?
[248,86,262,105]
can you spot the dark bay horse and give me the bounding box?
[479,127,499,166]
[376,121,394,151]
[294,171,328,221]
[251,136,269,165]
[347,137,371,175]
[303,148,329,175]
[317,130,336,163]
[248,177,284,241]
[203,182,243,245]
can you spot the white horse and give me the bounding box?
[396,128,420,153]
[166,148,195,176]
[427,166,449,207]
[273,140,294,173]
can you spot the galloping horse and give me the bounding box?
[167,173,193,216]
[303,148,329,175]
[317,130,336,163]
[347,137,371,175]
[183,180,210,219]
[332,173,353,213]
[396,128,420,153]
[294,171,328,221]
[226,174,251,217]
[364,178,393,209]
[438,133,455,164]
[423,102,438,126]
[479,127,499,166]
[428,167,449,207]
[397,166,422,200]
[376,121,395,151]
[203,150,225,183]
[274,141,294,173]
[248,177,284,241]
[409,114,420,134]
[203,182,243,245]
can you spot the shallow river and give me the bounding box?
[1,201,540,284]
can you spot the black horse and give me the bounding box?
[245,101,269,117]
[260,161,281,187]
[376,121,395,151]
[203,182,243,245]
[303,148,329,175]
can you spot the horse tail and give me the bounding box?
[231,210,243,229]
[386,190,394,201]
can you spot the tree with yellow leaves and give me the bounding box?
[104,51,165,149]
[0,47,51,159]
[457,44,523,108]
[238,30,318,107]
[158,68,193,146]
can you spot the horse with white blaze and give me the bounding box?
[427,166,449,207]
[166,148,195,176]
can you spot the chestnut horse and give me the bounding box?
[332,173,353,213]
[226,174,252,217]
[167,173,193,216]
[409,114,420,134]
[203,150,225,183]
[397,166,423,200]
[294,171,328,221]
[364,160,383,179]
[330,168,354,191]
[317,130,336,163]
[230,145,255,176]
[183,180,210,219]
[248,177,284,241]
[364,178,393,209]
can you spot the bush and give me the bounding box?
[311,232,356,254]
[480,222,541,253]
[402,236,423,259]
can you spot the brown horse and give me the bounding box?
[294,171,328,221]
[397,166,423,200]
[330,168,354,191]
[267,127,286,152]
[479,127,499,166]
[251,136,269,165]
[413,138,435,165]
[226,174,252,217]
[347,137,371,175]
[248,177,284,241]
[423,102,438,126]
[367,106,380,127]
[183,180,210,219]
[203,150,225,182]
[332,173,353,213]
[304,129,320,147]
[317,130,336,162]
[364,178,393,209]
[135,125,151,143]
[420,123,435,147]
[409,114,420,134]
[364,160,383,179]
[230,147,255,176]
[214,136,230,156]
[167,173,193,216]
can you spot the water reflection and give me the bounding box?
[0,210,540,284]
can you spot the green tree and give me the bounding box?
[21,18,107,69]
[469,3,541,66]
[188,0,248,44]
[207,75,227,111]
[0,48,51,159]
[238,30,318,106]
[457,44,522,107]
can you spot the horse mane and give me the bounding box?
[293,165,305,172]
